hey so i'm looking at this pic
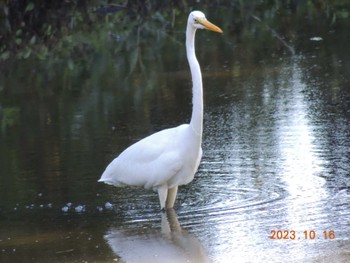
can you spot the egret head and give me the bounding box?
[188,11,223,33]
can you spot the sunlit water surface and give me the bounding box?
[1,10,350,263]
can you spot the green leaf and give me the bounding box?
[16,29,22,36]
[68,59,74,71]
[1,51,10,61]
[25,2,35,13]
[30,35,36,45]
[37,46,48,60]
[45,24,52,35]
[338,10,349,19]
[1,107,20,131]
[23,49,32,59]
[15,38,22,45]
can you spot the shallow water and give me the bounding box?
[1,4,350,263]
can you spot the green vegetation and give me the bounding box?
[0,0,350,131]
[1,0,349,64]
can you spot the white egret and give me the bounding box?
[98,11,223,210]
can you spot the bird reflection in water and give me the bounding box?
[103,209,210,263]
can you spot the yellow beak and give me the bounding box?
[197,18,223,33]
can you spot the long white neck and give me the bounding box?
[186,24,203,137]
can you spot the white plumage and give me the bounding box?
[99,11,222,210]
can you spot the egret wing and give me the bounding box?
[99,125,187,189]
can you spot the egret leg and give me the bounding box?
[158,185,168,211]
[165,186,178,209]
[166,208,181,232]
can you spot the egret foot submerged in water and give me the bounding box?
[98,11,223,210]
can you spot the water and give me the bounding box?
[1,4,350,263]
